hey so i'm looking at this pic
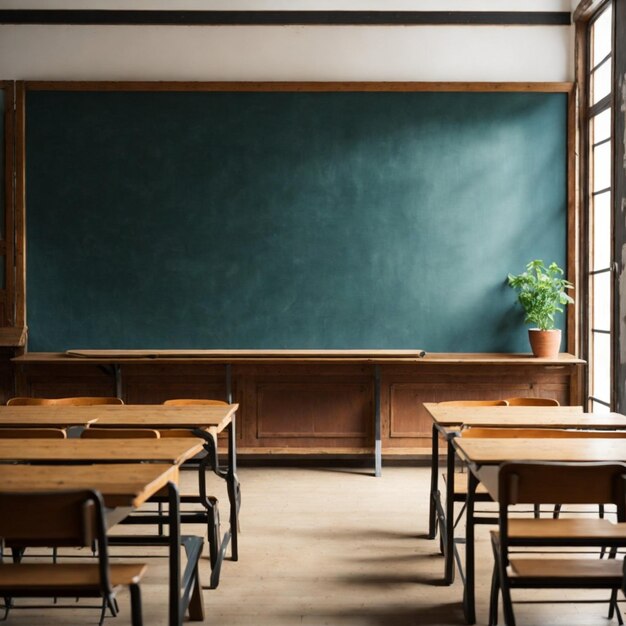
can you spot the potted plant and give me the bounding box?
[507,260,574,358]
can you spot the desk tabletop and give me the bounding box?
[455,437,626,502]
[454,437,626,464]
[0,438,205,464]
[89,403,236,430]
[0,406,99,427]
[422,404,626,429]
[0,463,178,508]
[0,403,237,431]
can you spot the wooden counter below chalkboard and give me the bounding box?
[11,352,584,459]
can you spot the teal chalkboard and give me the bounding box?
[25,89,568,352]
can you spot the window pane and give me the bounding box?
[592,4,613,66]
[592,57,612,105]
[592,191,611,270]
[592,331,611,403]
[592,271,611,330]
[587,2,614,413]
[593,140,612,191]
[592,109,611,144]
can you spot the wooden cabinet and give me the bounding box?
[11,352,583,457]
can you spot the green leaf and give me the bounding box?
[507,259,574,330]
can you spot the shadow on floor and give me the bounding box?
[339,571,449,587]
[281,602,464,626]
[286,527,419,541]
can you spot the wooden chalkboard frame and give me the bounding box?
[14,81,578,354]
[0,81,15,330]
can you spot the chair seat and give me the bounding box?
[0,563,147,590]
[151,490,217,503]
[443,471,490,497]
[508,557,623,580]
[507,518,626,541]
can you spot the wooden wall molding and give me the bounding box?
[23,81,575,93]
[0,10,571,27]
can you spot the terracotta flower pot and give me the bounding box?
[528,329,561,358]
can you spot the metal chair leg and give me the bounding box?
[0,599,10,621]
[489,562,499,626]
[608,588,623,624]
[492,534,516,626]
[98,597,109,626]
[130,584,143,626]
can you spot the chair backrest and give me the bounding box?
[498,462,626,509]
[0,490,111,592]
[439,399,508,407]
[461,427,626,439]
[162,398,228,406]
[81,428,160,439]
[505,397,560,406]
[7,397,123,406]
[0,489,102,547]
[497,462,626,567]
[0,428,66,439]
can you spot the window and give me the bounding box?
[586,2,614,413]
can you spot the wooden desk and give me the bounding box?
[0,461,198,626]
[0,403,241,579]
[422,403,625,586]
[89,403,236,431]
[89,403,240,564]
[455,437,626,504]
[0,462,178,508]
[0,438,204,464]
[422,403,626,428]
[456,437,626,466]
[0,403,235,430]
[453,436,626,625]
[0,405,97,427]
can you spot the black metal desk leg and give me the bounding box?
[167,482,181,626]
[428,423,439,539]
[114,364,122,400]
[374,365,382,477]
[225,363,233,404]
[463,471,478,625]
[227,416,240,561]
[444,438,456,585]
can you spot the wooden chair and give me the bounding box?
[0,428,66,438]
[81,428,160,439]
[7,397,123,406]
[505,397,560,406]
[0,489,146,625]
[163,398,228,406]
[438,399,508,407]
[490,462,626,626]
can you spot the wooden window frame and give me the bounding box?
[575,0,626,412]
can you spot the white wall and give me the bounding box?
[0,1,575,82]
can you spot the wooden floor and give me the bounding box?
[4,466,624,625]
